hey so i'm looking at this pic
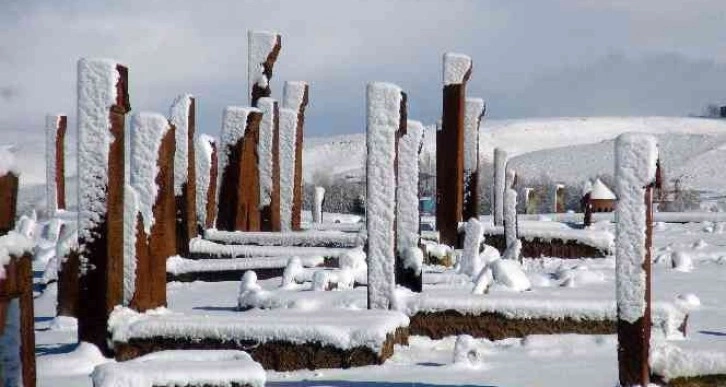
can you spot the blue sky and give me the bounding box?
[1,0,725,146]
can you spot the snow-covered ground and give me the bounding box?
[31,219,726,386]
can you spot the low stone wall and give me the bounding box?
[484,233,608,259]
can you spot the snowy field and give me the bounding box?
[31,218,726,386]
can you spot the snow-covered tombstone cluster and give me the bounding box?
[45,114,67,215]
[614,132,658,387]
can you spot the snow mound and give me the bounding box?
[490,259,531,291]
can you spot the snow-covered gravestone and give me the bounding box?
[169,94,197,255]
[460,217,484,278]
[614,133,658,387]
[282,81,309,231]
[75,58,130,354]
[396,120,424,292]
[195,134,217,230]
[45,114,67,214]
[312,187,325,224]
[217,106,263,232]
[248,30,281,107]
[128,112,176,312]
[257,97,281,231]
[366,82,406,309]
[437,53,472,247]
[278,108,297,231]
[463,98,485,221]
[492,148,507,226]
[504,169,518,255]
[0,147,19,235]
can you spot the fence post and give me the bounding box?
[128,113,175,311]
[195,135,218,232]
[217,107,263,231]
[248,31,281,107]
[614,133,657,387]
[169,95,197,256]
[46,115,67,214]
[366,82,405,310]
[463,98,485,222]
[76,59,129,354]
[437,53,471,246]
[257,98,281,231]
[282,82,309,231]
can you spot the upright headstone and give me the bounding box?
[257,97,281,231]
[463,98,485,221]
[169,95,197,256]
[45,114,67,214]
[76,59,130,354]
[492,148,507,226]
[195,135,218,231]
[437,53,472,246]
[366,82,405,309]
[248,30,281,107]
[282,81,309,231]
[614,133,658,387]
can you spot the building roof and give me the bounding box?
[590,178,616,200]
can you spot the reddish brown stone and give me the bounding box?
[56,249,80,317]
[251,34,281,107]
[261,101,282,232]
[78,64,129,355]
[204,142,218,230]
[463,105,484,221]
[0,172,18,235]
[175,98,197,256]
[291,85,309,231]
[55,116,67,210]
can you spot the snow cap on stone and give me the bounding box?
[257,97,277,207]
[248,30,279,95]
[169,94,193,196]
[443,53,472,86]
[282,81,307,111]
[464,98,484,172]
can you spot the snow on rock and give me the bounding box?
[504,187,518,249]
[46,225,78,284]
[257,97,276,207]
[282,257,304,288]
[247,30,279,94]
[471,267,494,295]
[479,245,501,266]
[674,293,701,311]
[493,148,507,226]
[166,255,323,276]
[195,134,215,227]
[37,341,111,378]
[76,58,119,266]
[313,186,325,223]
[396,120,424,255]
[168,94,193,196]
[49,315,78,331]
[590,178,616,200]
[490,258,531,291]
[670,251,693,272]
[219,106,260,186]
[366,82,403,309]
[402,246,424,273]
[92,350,265,387]
[614,133,658,323]
[651,341,726,381]
[108,306,409,353]
[238,270,261,299]
[14,212,37,239]
[501,239,522,261]
[130,112,171,236]
[340,248,367,271]
[0,145,18,177]
[443,53,472,86]
[460,218,484,277]
[312,270,330,291]
[464,98,484,174]
[279,108,298,231]
[0,231,34,280]
[189,237,352,258]
[45,114,62,213]
[283,81,308,111]
[452,335,489,368]
[204,229,363,247]
[123,184,139,305]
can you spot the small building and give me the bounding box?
[588,179,616,212]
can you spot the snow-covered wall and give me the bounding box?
[195,134,215,228]
[257,98,277,208]
[76,58,119,271]
[278,108,297,231]
[614,133,658,323]
[493,148,507,226]
[169,94,193,197]
[396,120,424,254]
[366,82,403,309]
[129,112,172,237]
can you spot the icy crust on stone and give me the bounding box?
[92,350,266,387]
[166,255,323,276]
[169,94,192,196]
[614,133,657,323]
[45,114,61,213]
[76,58,119,249]
[195,134,215,227]
[464,98,484,173]
[481,223,614,252]
[460,218,484,277]
[590,178,616,200]
[219,106,260,184]
[366,82,403,309]
[0,145,18,177]
[130,112,171,236]
[651,341,726,381]
[493,148,507,226]
[204,229,363,247]
[396,120,424,255]
[504,187,518,248]
[189,237,353,259]
[108,306,409,353]
[279,108,297,231]
[283,81,307,111]
[443,52,472,86]
[313,187,325,223]
[257,97,276,208]
[0,231,33,280]
[123,184,139,305]
[248,30,278,92]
